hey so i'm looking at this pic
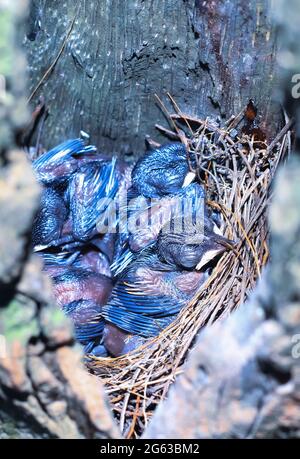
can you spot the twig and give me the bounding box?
[27,6,79,104]
[266,118,295,153]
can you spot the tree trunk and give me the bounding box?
[24,0,280,159]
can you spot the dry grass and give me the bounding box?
[88,98,292,438]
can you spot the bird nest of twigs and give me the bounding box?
[88,99,292,438]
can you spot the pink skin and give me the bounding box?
[134,266,207,298]
[44,265,67,278]
[173,270,208,295]
[76,250,111,277]
[128,194,187,253]
[103,323,147,357]
[53,272,113,308]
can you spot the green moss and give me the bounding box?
[1,299,39,345]
[42,306,66,328]
[40,305,72,335]
[48,308,66,327]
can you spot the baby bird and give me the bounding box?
[32,139,119,250]
[51,268,113,353]
[111,182,206,276]
[32,186,68,247]
[131,143,196,198]
[112,143,200,276]
[31,139,122,353]
[101,217,235,356]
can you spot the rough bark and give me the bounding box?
[0,0,119,439]
[24,0,280,159]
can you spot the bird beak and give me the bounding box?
[195,234,237,271]
[34,244,50,252]
[182,171,196,188]
[195,248,225,270]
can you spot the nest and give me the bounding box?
[88,98,292,438]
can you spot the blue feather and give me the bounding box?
[101,267,185,336]
[102,305,176,337]
[33,139,97,183]
[75,321,105,343]
[63,300,105,345]
[69,158,119,241]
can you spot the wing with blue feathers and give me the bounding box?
[63,300,105,345]
[102,256,185,337]
[33,139,97,183]
[74,320,105,345]
[69,158,119,241]
[102,303,176,337]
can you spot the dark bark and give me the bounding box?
[24,0,280,159]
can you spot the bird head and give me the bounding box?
[131,143,197,198]
[157,217,236,270]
